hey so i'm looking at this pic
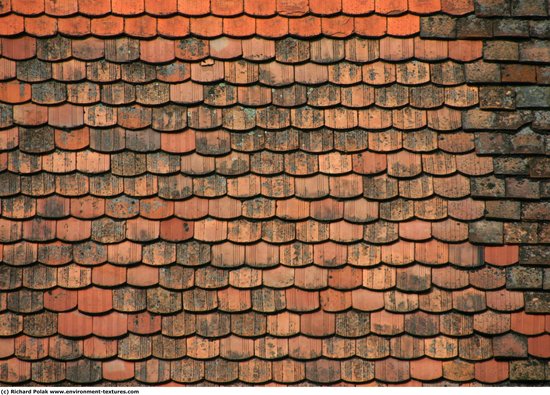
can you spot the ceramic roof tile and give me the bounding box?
[1,0,549,386]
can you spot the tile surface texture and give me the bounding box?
[0,0,549,386]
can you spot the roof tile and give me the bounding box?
[12,0,43,14]
[102,359,134,382]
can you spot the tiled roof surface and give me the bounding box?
[0,0,549,386]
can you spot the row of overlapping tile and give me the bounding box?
[0,0,548,41]
[0,0,528,18]
[1,0,549,387]
[0,36,547,65]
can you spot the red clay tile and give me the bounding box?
[371,311,405,335]
[502,64,537,83]
[485,245,518,266]
[223,15,256,37]
[245,0,276,15]
[92,312,128,338]
[140,38,175,63]
[0,312,23,337]
[443,360,474,382]
[220,335,254,360]
[211,0,242,16]
[411,0,442,13]
[193,218,227,242]
[322,16,354,37]
[273,198,307,220]
[56,218,91,242]
[103,359,134,382]
[228,267,261,289]
[240,38,274,62]
[57,264,91,290]
[475,360,508,384]
[144,0,176,14]
[1,36,37,60]
[341,0,374,14]
[12,0,43,14]
[227,219,260,243]
[14,335,48,360]
[486,289,524,312]
[380,240,414,265]
[256,15,288,37]
[384,291,416,314]
[157,15,189,36]
[388,14,420,36]
[473,311,510,334]
[83,337,117,360]
[289,16,322,37]
[441,0,473,14]
[375,0,408,14]
[128,312,161,335]
[54,128,89,151]
[111,0,144,15]
[390,334,425,359]
[78,287,113,314]
[139,197,173,220]
[177,0,209,15]
[453,288,486,312]
[127,266,158,288]
[124,15,156,37]
[266,312,299,337]
[21,218,54,243]
[43,288,77,312]
[0,14,24,35]
[510,312,546,335]
[375,358,410,383]
[288,336,322,360]
[309,0,341,14]
[432,218,468,242]
[58,16,91,36]
[48,104,84,128]
[44,0,78,15]
[190,15,223,37]
[207,38,240,60]
[304,359,340,384]
[217,288,251,312]
[450,199,486,223]
[449,39,483,61]
[13,103,48,126]
[0,358,31,383]
[276,0,308,16]
[414,37,448,60]
[91,15,124,36]
[345,38,380,63]
[92,264,126,287]
[58,310,93,338]
[0,81,31,104]
[70,196,105,219]
[351,289,385,311]
[410,357,443,381]
[325,266,361,290]
[2,196,35,220]
[0,338,14,358]
[172,198,208,221]
[51,59,86,82]
[108,241,143,265]
[320,289,353,312]
[363,264,396,290]
[527,335,550,358]
[0,58,16,80]
[424,336,457,360]
[447,242,481,268]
